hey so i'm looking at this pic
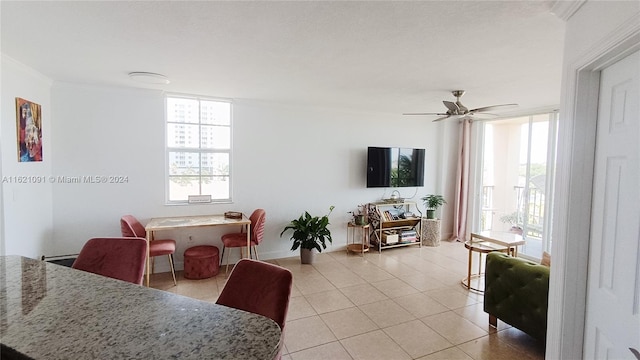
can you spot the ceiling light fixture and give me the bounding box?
[128,72,170,85]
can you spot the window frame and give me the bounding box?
[473,111,558,261]
[164,94,233,205]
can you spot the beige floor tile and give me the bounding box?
[357,267,396,283]
[310,253,338,264]
[320,270,367,288]
[377,261,421,278]
[150,243,544,360]
[416,346,474,360]
[339,283,389,306]
[287,295,317,321]
[393,292,449,318]
[290,341,353,360]
[383,319,453,358]
[320,307,378,339]
[289,284,303,298]
[453,303,511,334]
[284,316,337,353]
[305,289,355,314]
[294,274,337,295]
[401,272,448,291]
[428,269,469,287]
[148,271,180,289]
[495,327,545,360]
[312,260,348,275]
[424,287,479,310]
[340,330,411,360]
[370,278,419,298]
[358,299,415,328]
[421,311,489,345]
[456,333,537,360]
[174,278,218,301]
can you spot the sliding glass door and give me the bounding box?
[478,112,558,259]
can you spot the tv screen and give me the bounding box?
[367,147,425,188]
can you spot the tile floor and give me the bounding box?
[149,241,546,360]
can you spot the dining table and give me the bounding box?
[144,214,251,287]
[0,255,281,360]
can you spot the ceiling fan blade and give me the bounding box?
[403,112,448,116]
[470,112,498,119]
[470,103,518,113]
[443,101,459,112]
[432,115,452,122]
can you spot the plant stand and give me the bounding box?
[421,218,441,246]
[346,222,370,256]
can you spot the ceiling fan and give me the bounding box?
[403,90,518,122]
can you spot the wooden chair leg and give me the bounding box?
[489,314,498,328]
[168,254,177,286]
[151,257,155,275]
[220,245,226,266]
[225,248,231,274]
[253,246,259,261]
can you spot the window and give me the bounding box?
[165,95,232,203]
[477,112,558,259]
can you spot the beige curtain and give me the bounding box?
[450,118,473,242]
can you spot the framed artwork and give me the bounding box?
[16,97,42,162]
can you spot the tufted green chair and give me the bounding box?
[484,252,550,342]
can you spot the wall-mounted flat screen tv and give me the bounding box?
[367,147,425,188]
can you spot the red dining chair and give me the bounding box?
[120,215,177,286]
[72,237,147,285]
[220,209,266,273]
[216,259,293,358]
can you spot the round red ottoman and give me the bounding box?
[183,245,220,279]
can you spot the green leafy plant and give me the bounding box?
[422,194,446,219]
[500,211,520,226]
[280,206,335,252]
[422,194,446,210]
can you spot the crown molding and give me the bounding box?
[550,0,586,21]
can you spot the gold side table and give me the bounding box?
[461,231,526,293]
[347,222,370,256]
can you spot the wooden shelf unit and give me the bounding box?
[367,201,422,252]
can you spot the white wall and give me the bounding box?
[48,82,450,270]
[1,55,53,257]
[547,1,640,358]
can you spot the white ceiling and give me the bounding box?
[1,1,566,116]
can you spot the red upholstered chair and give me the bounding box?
[72,237,147,285]
[120,215,177,286]
[216,259,293,331]
[220,209,266,273]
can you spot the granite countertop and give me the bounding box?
[0,256,281,359]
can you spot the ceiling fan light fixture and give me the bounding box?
[128,72,170,85]
[404,89,518,122]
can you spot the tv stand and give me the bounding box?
[367,201,422,252]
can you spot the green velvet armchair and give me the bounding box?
[483,252,550,342]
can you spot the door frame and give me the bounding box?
[546,19,640,360]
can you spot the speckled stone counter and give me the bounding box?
[0,256,281,359]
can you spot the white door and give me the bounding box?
[583,50,640,359]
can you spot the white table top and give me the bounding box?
[145,214,250,231]
[471,231,526,247]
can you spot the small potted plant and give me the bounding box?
[500,211,523,235]
[349,204,367,225]
[280,206,334,264]
[421,194,446,219]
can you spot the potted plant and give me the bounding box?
[349,204,368,225]
[280,206,334,264]
[421,194,446,219]
[500,211,523,235]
